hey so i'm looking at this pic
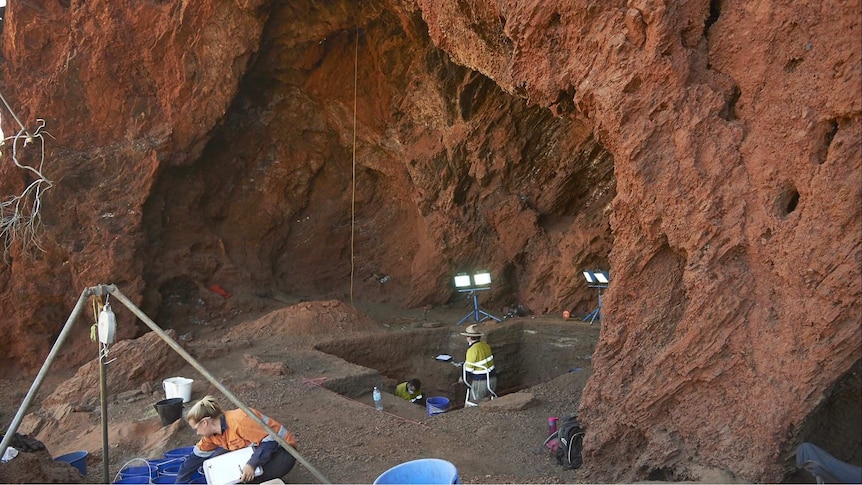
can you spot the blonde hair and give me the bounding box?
[186,395,224,423]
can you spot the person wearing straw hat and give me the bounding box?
[458,324,497,403]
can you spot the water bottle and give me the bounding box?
[373,387,383,411]
[547,416,559,452]
[548,416,559,436]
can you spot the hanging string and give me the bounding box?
[349,27,359,305]
[91,296,103,342]
[0,88,31,138]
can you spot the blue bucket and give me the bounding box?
[119,465,157,479]
[374,458,460,484]
[153,476,176,484]
[164,446,194,460]
[113,476,151,484]
[55,450,88,477]
[148,458,169,468]
[159,462,182,476]
[426,397,450,416]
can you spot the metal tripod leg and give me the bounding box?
[582,287,603,325]
[584,307,600,324]
[457,293,501,324]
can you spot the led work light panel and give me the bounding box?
[473,272,492,286]
[454,274,472,288]
[583,270,609,285]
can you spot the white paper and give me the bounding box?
[202,446,263,485]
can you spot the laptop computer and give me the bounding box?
[202,446,263,485]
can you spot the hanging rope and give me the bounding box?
[90,296,103,343]
[349,27,359,305]
[0,88,31,138]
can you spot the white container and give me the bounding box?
[163,377,194,403]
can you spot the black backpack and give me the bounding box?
[542,414,584,469]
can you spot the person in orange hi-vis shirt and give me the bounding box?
[174,395,297,484]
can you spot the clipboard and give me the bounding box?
[202,446,263,485]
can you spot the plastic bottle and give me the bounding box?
[373,387,383,411]
[548,416,559,435]
[547,416,559,452]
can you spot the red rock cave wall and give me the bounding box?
[0,1,613,383]
[1,0,860,483]
[414,0,861,481]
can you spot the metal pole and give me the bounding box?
[99,325,110,483]
[0,286,94,459]
[589,288,603,325]
[107,287,331,484]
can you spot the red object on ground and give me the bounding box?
[208,284,231,299]
[562,310,570,319]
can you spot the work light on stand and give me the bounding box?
[454,271,501,325]
[582,269,609,325]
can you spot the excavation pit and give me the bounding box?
[314,320,599,415]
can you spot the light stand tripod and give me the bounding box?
[583,285,606,325]
[457,288,501,325]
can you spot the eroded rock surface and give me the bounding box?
[1,0,859,482]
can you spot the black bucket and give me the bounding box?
[154,398,184,426]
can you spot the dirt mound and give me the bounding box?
[40,329,186,409]
[0,448,84,484]
[225,300,379,339]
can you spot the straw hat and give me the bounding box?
[459,324,483,337]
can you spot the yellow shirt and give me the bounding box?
[395,382,423,401]
[464,341,495,379]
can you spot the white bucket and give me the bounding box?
[163,377,194,403]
